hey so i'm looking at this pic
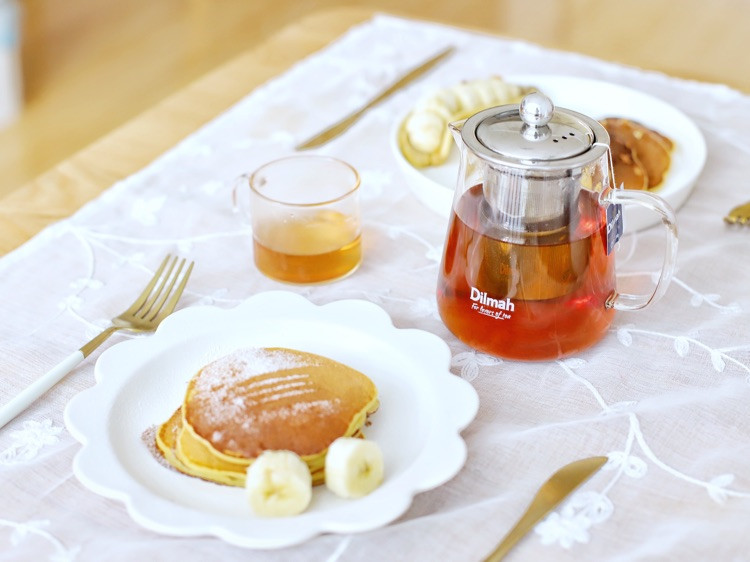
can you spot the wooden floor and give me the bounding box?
[2,0,749,199]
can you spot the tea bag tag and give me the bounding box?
[606,200,624,254]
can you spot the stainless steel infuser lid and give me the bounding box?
[462,91,610,171]
[462,91,612,236]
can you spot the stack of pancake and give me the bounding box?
[155,347,379,486]
[600,117,673,191]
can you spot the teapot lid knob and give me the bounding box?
[519,92,554,127]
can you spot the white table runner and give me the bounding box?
[2,14,750,561]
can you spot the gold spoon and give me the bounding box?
[483,456,608,562]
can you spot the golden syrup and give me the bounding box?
[253,210,361,284]
[437,184,617,360]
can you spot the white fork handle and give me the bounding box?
[0,351,84,430]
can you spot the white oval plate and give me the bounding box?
[392,74,706,231]
[64,291,478,549]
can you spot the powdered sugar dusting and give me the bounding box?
[190,348,329,433]
[195,348,313,393]
[255,398,340,425]
[246,373,309,389]
[259,387,316,404]
[252,380,309,397]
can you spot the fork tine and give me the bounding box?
[122,254,172,316]
[143,258,187,321]
[152,261,194,322]
[135,255,178,318]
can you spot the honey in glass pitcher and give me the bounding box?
[252,210,361,284]
[234,155,362,284]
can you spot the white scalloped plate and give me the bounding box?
[393,74,706,231]
[64,291,479,549]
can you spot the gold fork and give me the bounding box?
[0,255,194,430]
[724,201,750,225]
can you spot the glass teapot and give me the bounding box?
[436,92,678,361]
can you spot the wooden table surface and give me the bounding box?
[0,8,352,255]
[1,4,748,256]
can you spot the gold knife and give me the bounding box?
[295,46,455,150]
[483,456,609,562]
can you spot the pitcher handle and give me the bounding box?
[602,188,679,311]
[231,173,252,220]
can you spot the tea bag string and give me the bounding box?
[594,140,619,191]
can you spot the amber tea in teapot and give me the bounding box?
[438,182,616,360]
[436,92,678,360]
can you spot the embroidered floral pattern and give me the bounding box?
[0,419,63,465]
[543,345,750,552]
[707,474,736,505]
[615,324,749,378]
[1,519,80,561]
[408,297,438,319]
[451,350,502,381]
[130,196,166,226]
[605,451,647,479]
[535,491,614,548]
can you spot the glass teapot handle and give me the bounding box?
[601,187,679,311]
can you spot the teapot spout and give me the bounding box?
[449,118,466,147]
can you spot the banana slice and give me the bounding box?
[245,450,312,517]
[398,76,537,168]
[324,437,384,499]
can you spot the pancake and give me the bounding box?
[601,117,673,191]
[155,347,378,486]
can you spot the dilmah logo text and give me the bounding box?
[470,287,514,320]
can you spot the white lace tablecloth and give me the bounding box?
[2,14,750,562]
